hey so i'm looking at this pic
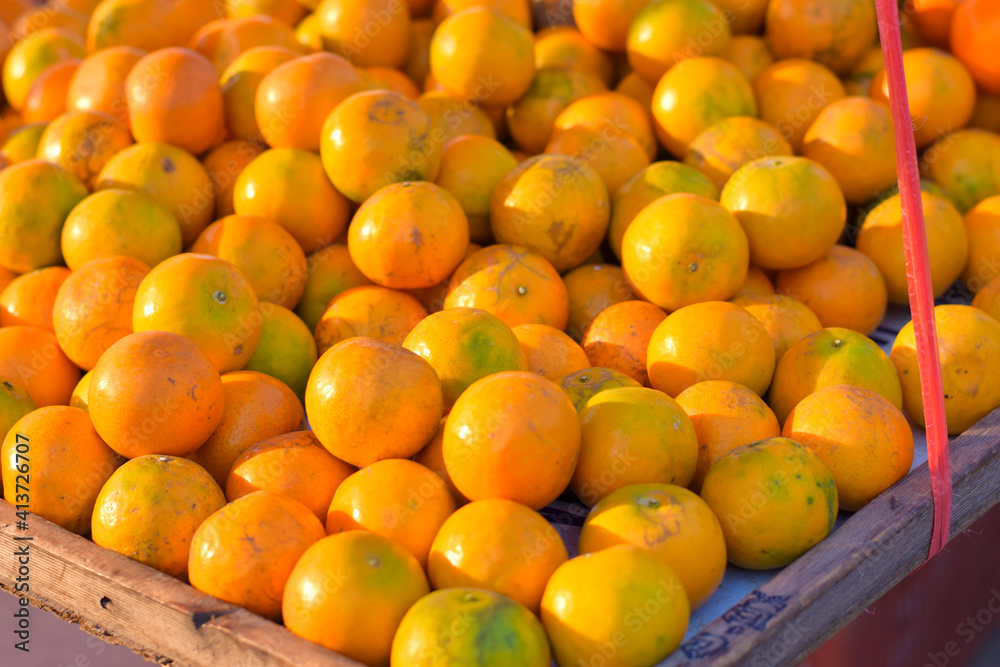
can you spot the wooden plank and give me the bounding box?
[0,504,361,667]
[662,406,1000,667]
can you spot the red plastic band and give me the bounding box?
[874,0,952,560]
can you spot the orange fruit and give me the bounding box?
[401,307,527,410]
[227,430,355,520]
[243,305,318,399]
[856,191,968,304]
[61,190,182,271]
[52,256,149,371]
[282,531,429,665]
[88,331,224,458]
[802,97,897,205]
[432,0,530,26]
[775,245,888,335]
[911,0,958,48]
[534,26,614,88]
[607,161,719,260]
[190,491,325,618]
[783,385,913,511]
[0,326,80,408]
[721,156,847,270]
[132,254,262,373]
[541,546,689,667]
[327,459,455,567]
[126,48,225,156]
[733,264,775,298]
[2,405,122,534]
[392,588,551,667]
[683,117,793,190]
[543,122,651,194]
[573,0,648,52]
[0,0,31,25]
[295,244,374,331]
[187,370,303,485]
[89,0,218,53]
[366,66,421,99]
[2,28,85,111]
[316,0,411,68]
[320,90,441,203]
[700,437,838,569]
[435,134,518,244]
[254,51,364,152]
[233,147,349,254]
[579,483,726,609]
[647,301,775,397]
[920,128,1000,213]
[429,7,535,108]
[713,0,768,34]
[490,154,609,273]
[226,0,308,25]
[202,140,264,219]
[962,196,1000,292]
[0,266,71,330]
[558,367,642,412]
[651,56,756,158]
[562,263,636,342]
[191,215,307,309]
[294,12,324,52]
[512,323,589,382]
[731,294,823,362]
[625,0,731,84]
[871,48,976,149]
[428,498,567,612]
[306,337,443,466]
[0,378,35,442]
[190,16,302,73]
[443,371,579,509]
[92,455,225,578]
[505,67,605,156]
[752,59,846,152]
[573,387,698,506]
[412,418,465,504]
[843,46,884,97]
[66,46,146,123]
[581,300,667,387]
[950,0,1000,95]
[69,371,92,412]
[674,380,781,491]
[415,90,496,143]
[403,17,435,84]
[764,0,876,75]
[0,159,88,273]
[314,285,428,354]
[35,109,133,189]
[1,122,48,165]
[220,45,299,142]
[769,327,903,426]
[97,142,216,246]
[615,71,655,110]
[621,193,749,311]
[892,305,1000,434]
[722,34,774,82]
[22,58,80,124]
[444,245,569,330]
[347,181,469,289]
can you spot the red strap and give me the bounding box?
[874,0,952,560]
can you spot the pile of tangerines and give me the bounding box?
[0,0,999,664]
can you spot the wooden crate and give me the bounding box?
[2,406,998,667]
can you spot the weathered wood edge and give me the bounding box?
[660,406,1000,667]
[0,504,362,667]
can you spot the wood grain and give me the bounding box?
[0,505,361,667]
[661,406,1000,667]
